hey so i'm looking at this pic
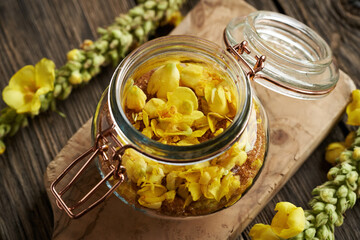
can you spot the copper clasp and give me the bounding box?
[50,125,130,219]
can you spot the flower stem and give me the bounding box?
[0,0,185,154]
[291,128,360,240]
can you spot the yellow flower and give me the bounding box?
[346,89,360,125]
[325,131,354,165]
[2,58,55,115]
[271,202,305,239]
[325,142,346,165]
[249,224,279,240]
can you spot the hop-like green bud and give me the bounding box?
[347,191,357,208]
[336,185,349,198]
[339,150,353,163]
[312,201,325,213]
[315,212,328,227]
[305,228,316,239]
[320,188,337,204]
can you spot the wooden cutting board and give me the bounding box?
[44,0,356,239]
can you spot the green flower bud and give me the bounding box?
[353,146,360,160]
[57,69,71,77]
[97,27,107,35]
[327,167,340,180]
[341,162,355,173]
[53,84,62,98]
[89,66,100,76]
[59,85,72,100]
[336,185,349,198]
[111,29,123,39]
[129,6,145,16]
[0,124,11,138]
[108,50,119,65]
[312,187,321,196]
[320,188,337,204]
[83,59,92,69]
[315,212,328,227]
[56,76,67,84]
[305,228,316,239]
[92,55,105,67]
[334,213,344,227]
[69,70,83,85]
[143,20,154,35]
[157,1,169,10]
[144,0,156,9]
[95,40,108,53]
[144,10,156,20]
[81,70,92,83]
[66,60,82,71]
[311,201,325,213]
[346,171,359,185]
[333,174,346,185]
[339,150,352,163]
[135,27,145,41]
[109,39,119,49]
[328,209,338,224]
[337,197,348,214]
[347,191,357,208]
[324,203,336,213]
[316,225,332,240]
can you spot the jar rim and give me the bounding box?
[108,35,252,164]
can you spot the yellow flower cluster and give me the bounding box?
[346,89,360,126]
[125,61,237,145]
[122,141,247,209]
[250,202,305,240]
[122,61,250,210]
[324,89,360,165]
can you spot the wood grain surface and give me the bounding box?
[1,0,360,239]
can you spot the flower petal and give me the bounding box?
[35,58,55,95]
[271,202,305,239]
[8,65,35,91]
[249,224,279,240]
[16,93,41,115]
[2,87,25,111]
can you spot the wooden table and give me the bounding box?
[0,0,359,239]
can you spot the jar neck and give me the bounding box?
[108,35,252,165]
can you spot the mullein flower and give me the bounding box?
[271,202,305,238]
[2,58,55,115]
[249,202,305,240]
[249,224,279,240]
[346,89,360,125]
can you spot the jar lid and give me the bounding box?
[224,11,339,99]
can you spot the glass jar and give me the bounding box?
[51,11,338,220]
[93,35,268,217]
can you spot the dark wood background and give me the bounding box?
[0,0,359,239]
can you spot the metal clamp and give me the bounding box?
[50,125,130,219]
[223,30,335,96]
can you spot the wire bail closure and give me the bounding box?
[223,30,266,80]
[223,30,336,96]
[50,125,129,219]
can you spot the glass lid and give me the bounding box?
[224,11,339,100]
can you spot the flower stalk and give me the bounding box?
[290,128,360,240]
[0,0,185,154]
